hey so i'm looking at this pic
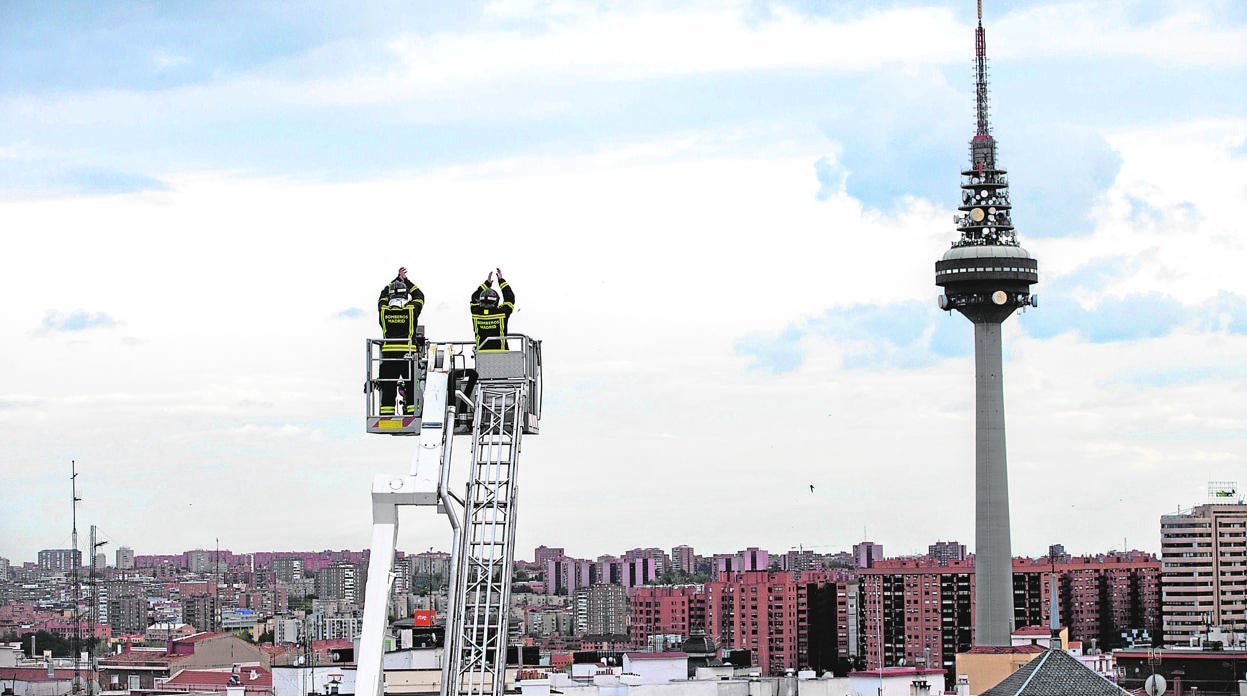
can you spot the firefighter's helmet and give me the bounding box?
[387,280,409,307]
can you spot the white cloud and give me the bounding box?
[2,2,1246,563]
[997,1,1247,67]
[4,113,1246,561]
[151,50,190,72]
[1042,118,1247,305]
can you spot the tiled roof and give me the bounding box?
[0,667,89,682]
[1013,625,1053,636]
[981,649,1127,696]
[175,631,227,644]
[166,668,272,687]
[99,652,177,665]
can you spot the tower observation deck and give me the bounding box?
[934,0,1038,648]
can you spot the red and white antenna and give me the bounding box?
[974,0,992,140]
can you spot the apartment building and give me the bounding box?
[37,549,81,573]
[627,585,704,648]
[671,546,696,575]
[574,583,628,636]
[314,562,359,604]
[704,569,839,676]
[861,553,1160,676]
[1161,501,1247,644]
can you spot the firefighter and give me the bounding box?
[377,268,424,416]
[470,267,515,351]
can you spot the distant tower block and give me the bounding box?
[934,0,1038,648]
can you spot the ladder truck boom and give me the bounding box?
[359,334,541,696]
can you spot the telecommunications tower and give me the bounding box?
[934,0,1038,647]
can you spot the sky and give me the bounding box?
[2,0,1246,566]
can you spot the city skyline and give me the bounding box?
[3,1,1247,563]
[0,531,1188,570]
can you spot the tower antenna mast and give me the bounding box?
[975,0,990,140]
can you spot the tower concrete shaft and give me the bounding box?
[973,320,1013,646]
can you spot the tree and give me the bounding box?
[647,569,710,585]
[413,574,444,594]
[8,631,101,658]
[289,594,318,612]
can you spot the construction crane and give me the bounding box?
[357,329,542,696]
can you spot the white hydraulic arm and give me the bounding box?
[358,342,461,696]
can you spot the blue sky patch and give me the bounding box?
[1061,257,1128,295]
[0,161,169,199]
[1119,364,1244,389]
[64,168,170,195]
[736,326,806,374]
[41,311,117,332]
[738,287,1247,376]
[1025,291,1247,342]
[737,300,959,373]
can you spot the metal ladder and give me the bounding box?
[445,380,526,696]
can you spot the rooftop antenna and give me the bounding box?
[71,460,83,694]
[215,537,221,632]
[1049,554,1061,650]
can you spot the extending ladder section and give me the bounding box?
[446,380,527,696]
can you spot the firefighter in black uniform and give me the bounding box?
[470,267,515,351]
[377,267,425,416]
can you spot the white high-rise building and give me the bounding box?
[1160,495,1247,645]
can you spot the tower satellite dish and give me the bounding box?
[1145,675,1167,696]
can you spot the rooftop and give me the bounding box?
[625,652,688,660]
[165,668,272,687]
[981,649,1127,696]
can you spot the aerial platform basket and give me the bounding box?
[365,334,542,436]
